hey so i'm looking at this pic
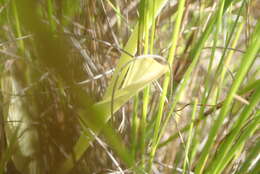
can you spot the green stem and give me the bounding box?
[195,19,260,174]
[148,0,186,171]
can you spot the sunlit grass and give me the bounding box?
[0,0,259,174]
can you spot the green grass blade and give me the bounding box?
[183,99,198,174]
[213,110,260,174]
[104,0,168,98]
[235,140,260,174]
[206,84,260,174]
[148,0,186,170]
[58,58,169,173]
[195,19,260,174]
